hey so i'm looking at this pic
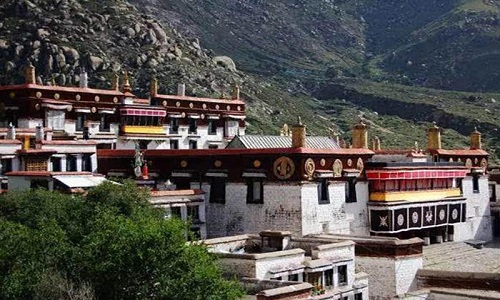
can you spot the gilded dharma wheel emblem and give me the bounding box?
[75,94,81,101]
[214,160,222,168]
[91,107,97,113]
[9,92,15,99]
[176,101,181,107]
[216,104,220,110]
[162,100,167,107]
[273,156,295,180]
[36,92,42,99]
[113,97,119,103]
[203,103,207,109]
[180,160,188,168]
[54,93,60,100]
[320,159,326,167]
[189,103,194,108]
[304,158,315,178]
[333,159,343,177]
[94,96,100,102]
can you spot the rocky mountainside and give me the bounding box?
[132,0,500,92]
[0,0,336,136]
[0,0,499,161]
[129,0,500,161]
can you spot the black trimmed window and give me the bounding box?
[355,293,363,300]
[346,178,357,203]
[188,119,197,134]
[247,179,264,204]
[210,178,226,204]
[66,155,77,172]
[51,157,61,172]
[170,206,182,219]
[324,269,334,288]
[99,114,110,132]
[187,205,200,222]
[169,118,179,134]
[76,113,86,131]
[189,140,198,149]
[338,265,348,286]
[0,158,12,175]
[208,120,217,135]
[473,175,480,193]
[318,179,330,204]
[82,154,92,172]
[170,140,179,149]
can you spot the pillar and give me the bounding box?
[470,127,482,150]
[291,117,306,148]
[428,123,441,150]
[352,120,368,149]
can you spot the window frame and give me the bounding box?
[208,120,217,135]
[345,178,357,203]
[99,114,111,132]
[246,178,264,204]
[318,179,330,204]
[338,265,348,286]
[473,174,480,193]
[188,118,198,134]
[209,178,226,204]
[169,140,179,150]
[169,118,179,134]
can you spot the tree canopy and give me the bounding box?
[0,182,243,300]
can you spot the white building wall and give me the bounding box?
[205,182,303,238]
[301,182,350,236]
[254,252,305,279]
[455,176,492,242]
[345,181,370,236]
[356,255,422,299]
[18,118,43,128]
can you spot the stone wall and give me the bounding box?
[456,176,492,241]
[345,181,370,235]
[356,254,422,299]
[301,182,350,236]
[205,182,303,238]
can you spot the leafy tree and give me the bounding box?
[0,183,243,300]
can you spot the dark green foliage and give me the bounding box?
[0,183,243,300]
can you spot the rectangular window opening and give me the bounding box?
[210,178,226,204]
[318,179,330,204]
[247,179,264,204]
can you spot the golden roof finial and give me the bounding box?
[25,62,36,85]
[122,70,132,93]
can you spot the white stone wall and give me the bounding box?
[455,176,492,241]
[18,118,43,128]
[205,182,303,238]
[356,255,422,299]
[394,256,422,296]
[255,251,305,279]
[301,182,350,236]
[0,144,22,155]
[345,181,370,236]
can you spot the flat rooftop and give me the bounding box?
[423,240,500,273]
